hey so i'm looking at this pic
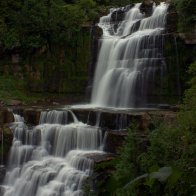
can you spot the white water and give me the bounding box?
[91,3,168,108]
[39,110,79,124]
[14,114,24,122]
[2,112,104,196]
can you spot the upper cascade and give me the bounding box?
[91,2,169,108]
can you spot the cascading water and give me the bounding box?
[91,2,169,108]
[1,111,104,196]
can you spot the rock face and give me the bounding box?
[104,130,128,154]
[84,153,116,195]
[23,108,42,125]
[166,4,178,33]
[0,125,13,165]
[0,27,91,96]
[0,108,14,166]
[87,25,103,96]
[179,31,196,45]
[0,108,14,124]
[73,108,177,130]
[140,0,154,17]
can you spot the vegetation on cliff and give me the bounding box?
[0,0,195,104]
[100,61,196,195]
[172,0,195,33]
[0,0,100,104]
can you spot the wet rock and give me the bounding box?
[0,125,13,165]
[73,110,93,124]
[140,0,154,17]
[166,4,178,33]
[88,25,103,91]
[0,101,6,107]
[179,32,196,45]
[73,109,154,130]
[0,185,5,195]
[0,108,14,124]
[87,153,115,164]
[170,105,180,112]
[111,9,125,23]
[104,130,128,153]
[158,104,172,110]
[149,111,177,127]
[23,108,42,125]
[140,112,152,130]
[87,153,116,196]
[0,165,6,183]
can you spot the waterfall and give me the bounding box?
[14,114,24,123]
[1,2,170,195]
[39,110,79,124]
[1,111,104,196]
[1,129,3,165]
[91,2,169,108]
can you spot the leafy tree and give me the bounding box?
[172,0,196,32]
[108,61,196,195]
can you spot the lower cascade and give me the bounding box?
[1,111,104,196]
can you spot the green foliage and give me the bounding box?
[113,166,182,196]
[114,128,142,187]
[0,0,95,98]
[172,0,196,32]
[181,61,196,111]
[0,0,98,50]
[95,0,139,6]
[103,61,196,195]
